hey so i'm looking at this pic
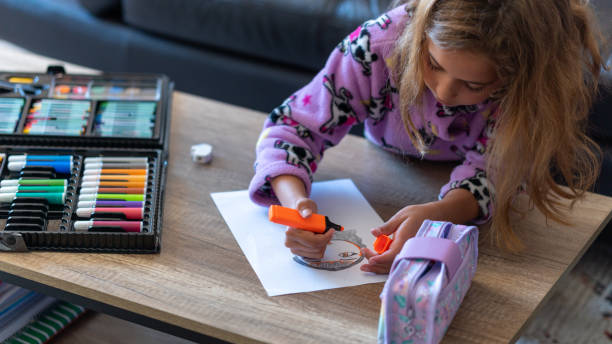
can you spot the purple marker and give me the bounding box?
[77,200,144,208]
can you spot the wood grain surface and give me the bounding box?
[0,41,610,344]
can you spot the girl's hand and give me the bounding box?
[360,202,440,274]
[284,198,334,258]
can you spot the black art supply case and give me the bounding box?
[0,66,173,252]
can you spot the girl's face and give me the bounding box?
[422,38,501,107]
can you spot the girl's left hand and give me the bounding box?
[360,202,440,274]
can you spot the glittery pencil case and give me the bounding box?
[377,220,478,344]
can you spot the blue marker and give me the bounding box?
[8,160,73,174]
[8,155,72,162]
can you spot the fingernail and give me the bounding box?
[300,209,310,217]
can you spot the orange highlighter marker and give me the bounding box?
[268,205,344,234]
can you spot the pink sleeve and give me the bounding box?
[249,10,404,206]
[438,117,496,224]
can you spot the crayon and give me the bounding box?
[268,205,344,234]
[73,220,143,232]
[76,207,144,220]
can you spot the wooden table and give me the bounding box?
[0,45,611,344]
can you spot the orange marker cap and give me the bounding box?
[268,205,344,234]
[373,234,393,254]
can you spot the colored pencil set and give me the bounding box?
[0,98,24,134]
[24,99,90,136]
[93,101,156,138]
[0,70,170,252]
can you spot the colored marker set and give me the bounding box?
[0,154,73,232]
[73,156,151,233]
[0,67,172,252]
[0,150,162,252]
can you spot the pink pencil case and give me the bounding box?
[377,220,478,344]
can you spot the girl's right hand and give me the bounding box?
[284,198,334,259]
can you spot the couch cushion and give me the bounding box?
[78,0,120,16]
[121,0,392,71]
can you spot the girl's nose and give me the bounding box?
[435,76,457,105]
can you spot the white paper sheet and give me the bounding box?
[211,179,388,296]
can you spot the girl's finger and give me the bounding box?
[295,198,317,217]
[287,227,333,248]
[366,248,398,266]
[290,248,325,259]
[360,262,391,274]
[284,237,317,251]
[372,212,405,236]
[361,247,379,259]
[393,217,422,243]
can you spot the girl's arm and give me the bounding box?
[270,175,316,216]
[271,175,334,258]
[361,188,478,274]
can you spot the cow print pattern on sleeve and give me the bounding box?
[450,169,492,219]
[274,140,317,181]
[337,13,391,76]
[256,175,275,199]
[320,74,358,135]
[366,79,397,125]
[268,95,313,140]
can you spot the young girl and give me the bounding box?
[248,0,606,274]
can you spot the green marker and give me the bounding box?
[0,192,65,204]
[0,179,67,187]
[0,185,67,193]
[78,193,144,202]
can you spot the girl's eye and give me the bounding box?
[427,57,443,71]
[465,83,485,92]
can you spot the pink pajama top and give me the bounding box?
[248,5,498,223]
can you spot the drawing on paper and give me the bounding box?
[293,229,366,271]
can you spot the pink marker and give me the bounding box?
[73,220,143,232]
